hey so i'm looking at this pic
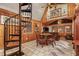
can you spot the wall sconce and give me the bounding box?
[58,20,62,24]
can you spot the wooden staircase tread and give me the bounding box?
[7,50,24,56]
[6,45,19,50]
[5,40,19,42]
[21,9,31,12]
[9,34,20,36]
[21,20,31,23]
[21,3,31,6]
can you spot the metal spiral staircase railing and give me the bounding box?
[4,3,32,56]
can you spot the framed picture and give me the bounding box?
[65,26,71,33]
[0,15,20,25]
[23,22,32,32]
[0,15,9,24]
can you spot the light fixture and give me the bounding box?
[58,20,62,24]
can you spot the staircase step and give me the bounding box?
[21,3,30,6]
[6,45,19,50]
[21,20,27,23]
[5,40,19,42]
[21,9,31,12]
[21,20,30,23]
[9,34,20,36]
[7,50,24,56]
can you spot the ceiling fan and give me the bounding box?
[41,3,57,9]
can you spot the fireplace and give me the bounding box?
[43,27,49,32]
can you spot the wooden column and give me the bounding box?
[41,4,48,25]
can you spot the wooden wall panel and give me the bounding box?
[0,25,4,48]
[68,4,76,17]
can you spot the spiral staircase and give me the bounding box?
[4,3,32,56]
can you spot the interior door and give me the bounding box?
[74,15,79,55]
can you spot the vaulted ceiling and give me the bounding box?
[0,3,19,13]
[32,3,46,20]
[0,3,78,21]
[0,3,46,21]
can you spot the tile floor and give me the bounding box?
[0,39,75,56]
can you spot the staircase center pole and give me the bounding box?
[19,3,22,56]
